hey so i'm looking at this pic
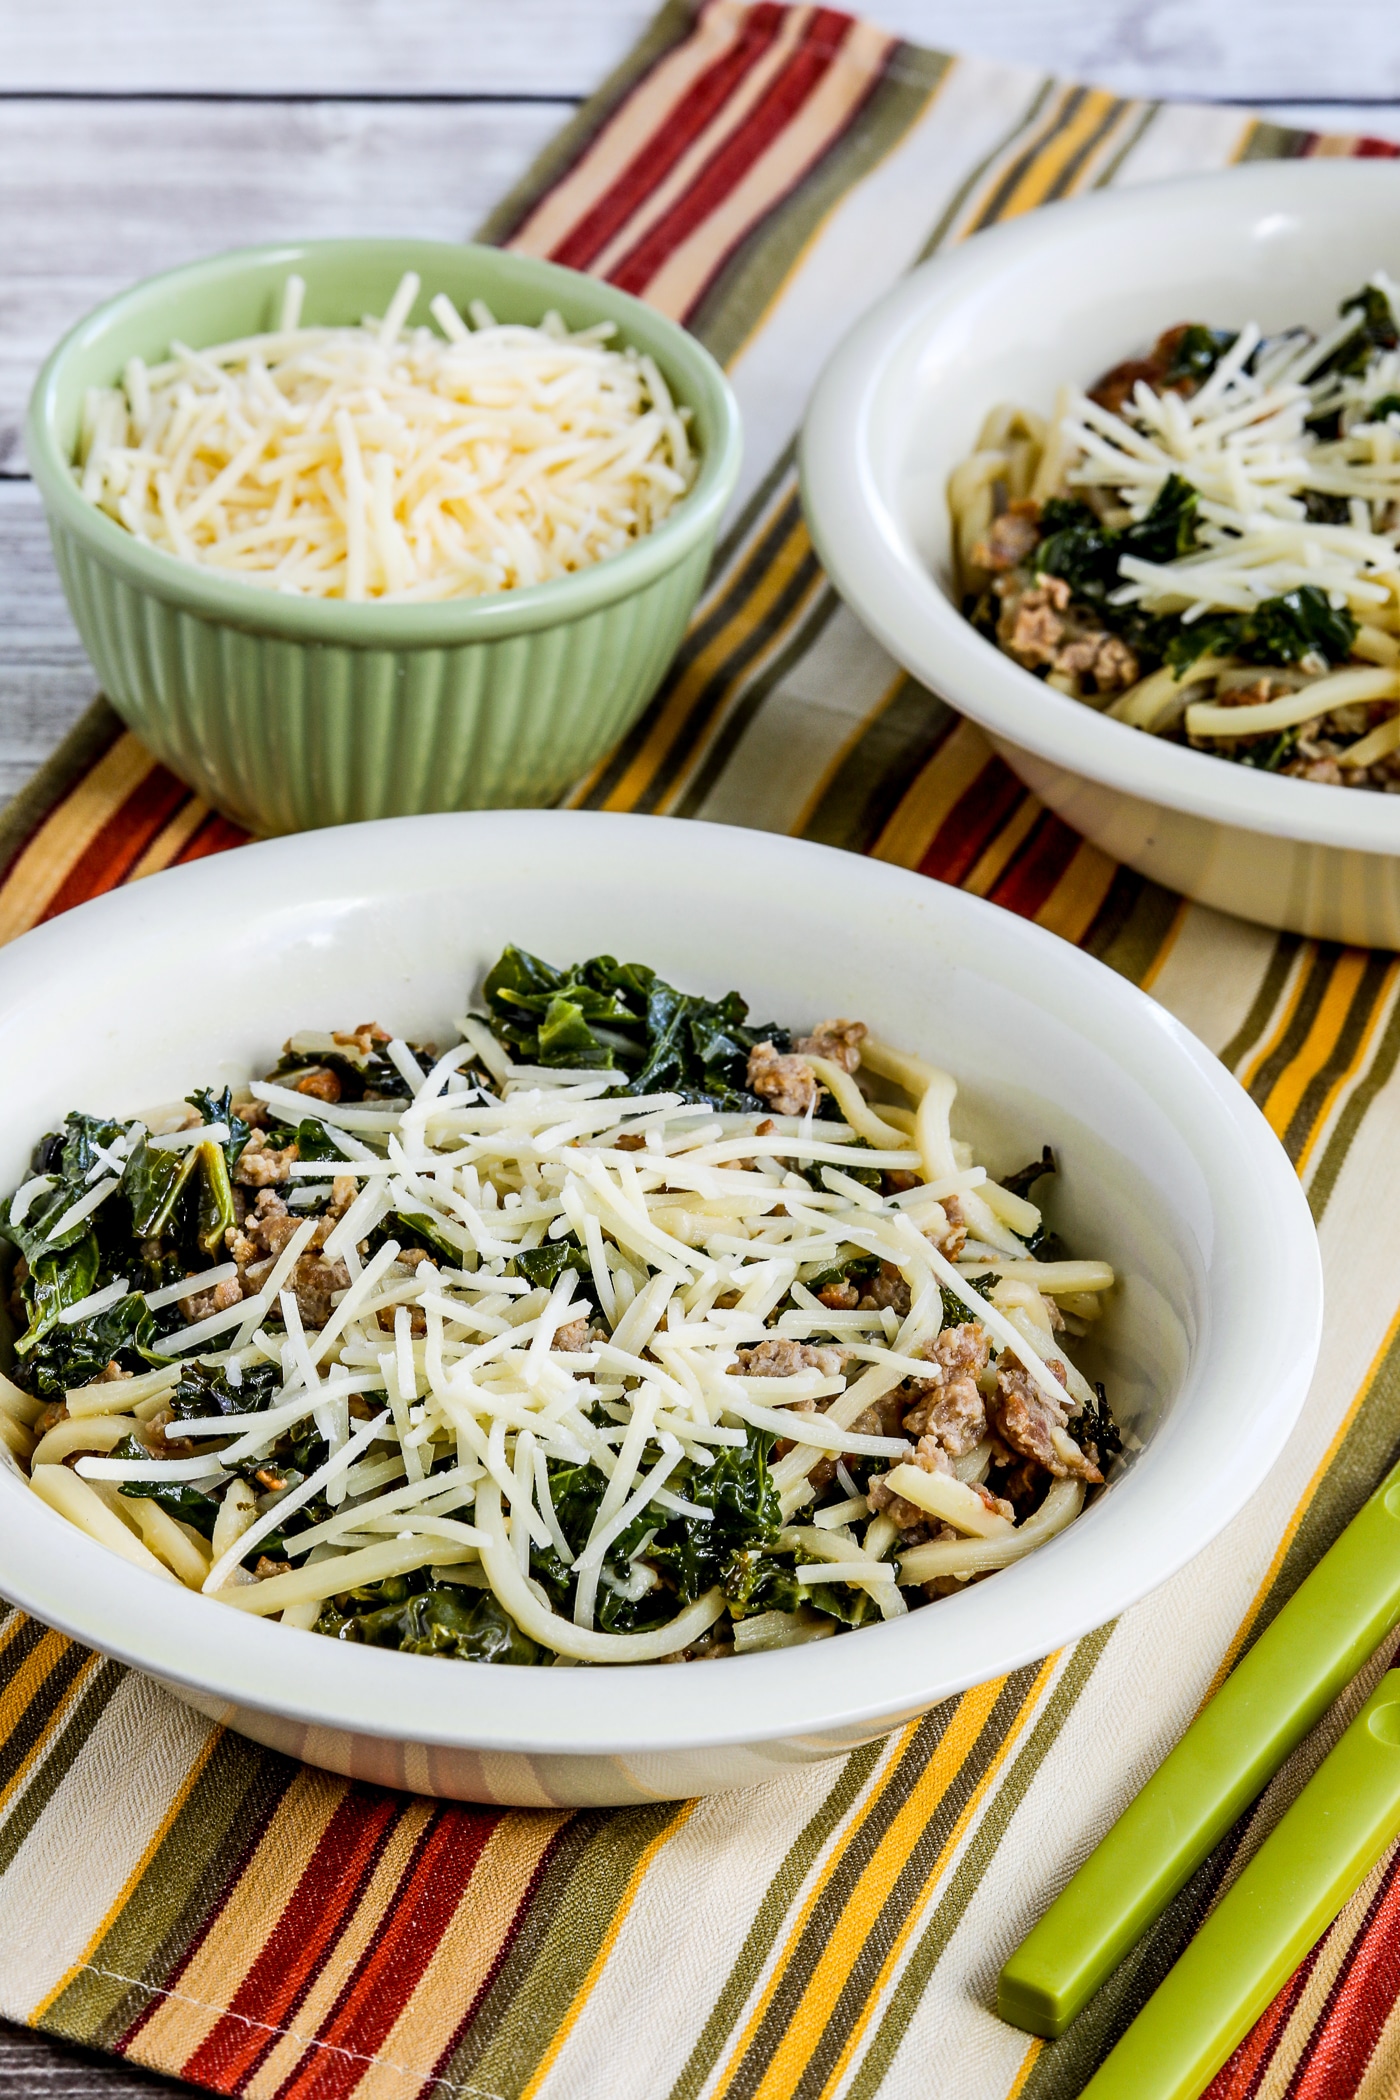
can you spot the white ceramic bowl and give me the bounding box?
[0,812,1320,1806]
[800,158,1400,949]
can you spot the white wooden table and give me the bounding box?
[1,3,1397,2090]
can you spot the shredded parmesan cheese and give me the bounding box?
[76,274,696,601]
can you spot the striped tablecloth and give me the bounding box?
[5,6,1400,2094]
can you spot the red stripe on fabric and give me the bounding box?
[271,1805,502,2100]
[607,9,860,297]
[180,1789,403,2093]
[37,764,192,922]
[419,1813,578,2096]
[1356,136,1400,158]
[1204,1942,1327,2099]
[175,811,251,863]
[987,810,1082,922]
[548,1,791,272]
[916,759,1026,889]
[1285,1846,1400,2099]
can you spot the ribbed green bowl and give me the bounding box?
[25,241,742,833]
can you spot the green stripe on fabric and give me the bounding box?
[850,1626,1116,2100]
[1309,969,1400,1225]
[475,0,701,247]
[719,1694,1015,2100]
[1278,949,1394,1163]
[0,698,123,901]
[667,1737,892,2100]
[913,78,1056,259]
[795,1666,1044,2099]
[687,41,951,368]
[40,1731,291,2051]
[1235,119,1315,162]
[448,1803,684,2100]
[800,678,955,854]
[672,577,838,817]
[1088,100,1160,189]
[1240,947,1341,1126]
[1217,934,1298,1075]
[1037,94,1133,204]
[1081,873,1179,986]
[964,85,1090,234]
[0,1657,124,1883]
[0,1632,91,1808]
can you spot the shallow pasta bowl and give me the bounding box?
[25,240,742,834]
[0,811,1319,1806]
[801,158,1400,948]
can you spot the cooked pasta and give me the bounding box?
[2,950,1119,1666]
[950,277,1400,789]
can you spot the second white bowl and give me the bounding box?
[800,158,1400,948]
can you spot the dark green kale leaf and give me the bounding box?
[481,946,790,1112]
[1165,585,1358,675]
[1078,1382,1124,1466]
[999,1146,1056,1202]
[940,1274,996,1329]
[167,1358,281,1423]
[265,1033,424,1104]
[1367,393,1400,422]
[1164,324,1237,387]
[647,1430,785,1615]
[1035,475,1201,607]
[185,1087,251,1174]
[1313,283,1400,381]
[512,1240,594,1298]
[800,1252,880,1300]
[282,1117,345,1164]
[1302,492,1352,526]
[12,1234,99,1360]
[1231,726,1302,773]
[111,1434,222,1538]
[19,1291,163,1400]
[319,1576,543,1663]
[0,1114,126,1269]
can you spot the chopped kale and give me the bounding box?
[19,1287,163,1399]
[319,1576,542,1663]
[512,1239,595,1298]
[186,1086,252,1174]
[1301,491,1352,526]
[111,1435,222,1539]
[1035,474,1201,607]
[800,1252,880,1299]
[1078,1382,1124,1466]
[1312,283,1400,381]
[1230,726,1303,773]
[482,946,789,1112]
[167,1359,281,1423]
[1000,1146,1056,1201]
[941,1274,996,1329]
[1367,393,1400,422]
[1165,585,1358,675]
[1164,324,1236,388]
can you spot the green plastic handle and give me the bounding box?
[999,1458,1400,2037]
[1079,1669,1400,2100]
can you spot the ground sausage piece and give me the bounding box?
[868,1434,953,1530]
[554,1317,593,1353]
[290,1254,351,1330]
[1055,632,1140,689]
[733,1338,843,1381]
[1087,323,1203,416]
[377,1303,427,1337]
[818,1279,860,1311]
[991,1358,1102,1484]
[857,1261,911,1317]
[293,1068,342,1103]
[234,1130,298,1188]
[902,1320,990,1449]
[970,498,1041,573]
[996,575,1140,695]
[746,1041,820,1118]
[793,1018,868,1074]
[936,1195,968,1261]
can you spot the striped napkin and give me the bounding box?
[4,6,1400,2094]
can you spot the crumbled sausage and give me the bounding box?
[991,1358,1102,1483]
[868,1434,952,1530]
[293,1068,342,1103]
[234,1129,298,1187]
[733,1338,843,1380]
[970,498,1041,573]
[818,1279,860,1311]
[746,1041,820,1117]
[857,1261,911,1316]
[935,1195,968,1260]
[996,574,1139,694]
[554,1317,593,1353]
[377,1303,427,1337]
[793,1018,867,1074]
[290,1254,351,1329]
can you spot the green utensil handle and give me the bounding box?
[1078,1669,1400,2100]
[999,1458,1400,2037]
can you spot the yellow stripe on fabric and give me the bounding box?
[519,1800,697,2100]
[788,669,906,836]
[1236,946,1313,1091]
[0,1613,33,1663]
[30,1722,220,2025]
[966,86,1124,230]
[0,1632,81,1818]
[1004,2040,1044,2098]
[127,798,210,884]
[814,1657,1058,2100]
[599,513,814,812]
[1204,1296,1400,1699]
[1138,898,1191,996]
[1296,957,1400,1179]
[1257,949,1369,1141]
[1033,839,1119,948]
[0,734,154,945]
[715,1684,1008,2100]
[870,720,994,868]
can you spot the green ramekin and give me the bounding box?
[25,240,742,834]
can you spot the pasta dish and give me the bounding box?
[0,952,1119,1666]
[950,279,1400,788]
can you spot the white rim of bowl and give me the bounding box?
[800,158,1400,858]
[0,811,1322,1757]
